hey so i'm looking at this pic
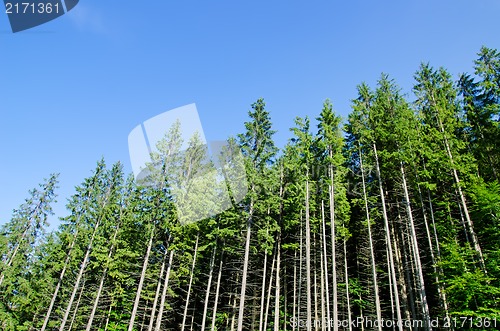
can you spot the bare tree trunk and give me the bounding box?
[154,249,175,331]
[321,201,331,331]
[59,219,101,331]
[128,225,155,331]
[434,111,486,271]
[147,247,169,331]
[400,163,432,330]
[264,247,276,331]
[328,154,338,331]
[210,250,223,331]
[237,194,254,331]
[373,143,403,331]
[343,238,352,331]
[68,278,86,331]
[305,176,312,331]
[230,278,238,331]
[190,312,195,331]
[393,213,413,325]
[86,221,121,331]
[181,235,199,331]
[426,189,450,319]
[387,244,395,329]
[320,239,326,331]
[359,148,382,330]
[298,214,303,325]
[201,244,216,331]
[104,296,113,331]
[274,232,281,331]
[313,236,319,331]
[40,228,79,331]
[292,248,298,331]
[259,232,269,331]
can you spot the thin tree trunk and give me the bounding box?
[292,248,298,331]
[264,247,276,331]
[436,113,485,271]
[104,296,113,331]
[373,143,403,331]
[259,232,269,331]
[40,227,79,331]
[59,219,101,331]
[147,246,169,331]
[400,163,432,330]
[237,194,254,331]
[210,250,223,331]
[68,278,86,331]
[359,147,382,330]
[387,244,395,330]
[313,236,319,331]
[274,163,284,331]
[181,234,199,331]
[298,213,303,325]
[128,225,155,331]
[154,249,175,331]
[274,232,281,331]
[426,189,450,318]
[305,176,312,331]
[321,201,331,331]
[343,238,352,331]
[86,221,121,331]
[230,278,239,331]
[201,244,216,331]
[393,212,413,324]
[320,239,326,331]
[328,152,338,331]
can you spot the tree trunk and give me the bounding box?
[128,225,155,331]
[321,201,331,331]
[359,148,382,330]
[237,195,254,331]
[147,246,169,331]
[426,188,450,318]
[264,247,276,331]
[86,221,121,331]
[210,250,223,331]
[154,249,175,331]
[343,238,352,331]
[40,227,79,331]
[292,248,298,331]
[259,233,269,331]
[305,176,312,331]
[400,163,432,330]
[437,114,486,271]
[181,234,199,331]
[373,143,403,331]
[274,232,281,331]
[59,219,101,331]
[201,244,216,331]
[328,153,338,331]
[68,277,86,331]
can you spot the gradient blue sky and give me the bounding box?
[1,0,499,229]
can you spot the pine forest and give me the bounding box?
[2,47,500,331]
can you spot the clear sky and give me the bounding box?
[1,0,499,229]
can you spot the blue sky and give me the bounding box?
[1,0,499,229]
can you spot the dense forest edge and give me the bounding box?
[1,46,500,331]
